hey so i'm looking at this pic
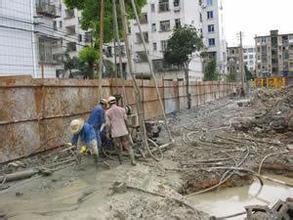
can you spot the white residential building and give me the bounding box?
[0,0,63,78]
[243,46,256,73]
[201,0,227,76]
[129,0,203,81]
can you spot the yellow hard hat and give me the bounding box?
[108,96,116,104]
[70,119,85,135]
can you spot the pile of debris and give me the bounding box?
[234,86,293,135]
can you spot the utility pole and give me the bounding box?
[239,31,245,91]
[98,0,105,100]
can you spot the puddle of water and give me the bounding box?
[188,175,293,219]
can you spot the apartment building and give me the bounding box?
[129,0,203,81]
[201,0,227,76]
[243,46,256,73]
[0,0,63,78]
[227,46,241,81]
[255,30,293,77]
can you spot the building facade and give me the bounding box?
[243,46,256,73]
[227,46,241,81]
[201,0,227,77]
[0,0,62,78]
[129,0,203,81]
[255,30,293,77]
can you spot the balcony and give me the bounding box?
[66,25,76,36]
[135,51,148,63]
[65,9,75,19]
[53,54,64,65]
[67,42,77,52]
[36,0,60,18]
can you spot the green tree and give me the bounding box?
[79,47,99,79]
[164,25,204,109]
[64,0,146,44]
[204,59,218,81]
[63,52,80,78]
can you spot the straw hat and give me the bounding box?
[70,119,85,135]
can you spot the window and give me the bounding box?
[161,40,168,52]
[78,34,82,42]
[152,23,156,32]
[53,21,57,30]
[175,19,181,29]
[159,0,169,12]
[160,20,170,32]
[207,11,214,19]
[39,38,54,63]
[136,51,148,62]
[244,55,248,60]
[174,0,180,7]
[59,21,62,28]
[139,13,148,24]
[207,0,213,6]
[208,38,215,46]
[200,13,202,22]
[153,42,157,51]
[84,32,92,43]
[249,55,254,59]
[248,48,254,53]
[208,24,214,33]
[199,0,202,6]
[151,4,155,12]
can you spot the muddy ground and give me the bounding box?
[0,87,292,220]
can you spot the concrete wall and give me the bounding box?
[0,76,235,163]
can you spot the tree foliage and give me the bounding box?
[226,71,236,82]
[64,0,146,44]
[245,65,253,81]
[164,25,204,68]
[204,59,219,81]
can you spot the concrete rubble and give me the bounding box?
[0,87,292,219]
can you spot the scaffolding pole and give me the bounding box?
[98,0,105,100]
[130,0,173,142]
[118,0,149,149]
[112,0,128,104]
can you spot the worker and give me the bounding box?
[70,118,99,166]
[87,99,108,147]
[106,96,136,166]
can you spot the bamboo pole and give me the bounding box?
[98,0,105,100]
[118,0,149,150]
[112,0,128,104]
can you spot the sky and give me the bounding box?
[222,0,293,47]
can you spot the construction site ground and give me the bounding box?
[0,87,292,220]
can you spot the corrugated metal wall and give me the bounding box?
[0,76,235,163]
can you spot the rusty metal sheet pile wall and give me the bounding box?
[0,78,235,163]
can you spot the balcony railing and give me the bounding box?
[36,0,60,18]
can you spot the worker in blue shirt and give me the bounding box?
[70,118,99,166]
[87,99,112,148]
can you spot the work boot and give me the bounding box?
[117,153,123,165]
[129,149,136,166]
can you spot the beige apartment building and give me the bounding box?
[255,30,293,77]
